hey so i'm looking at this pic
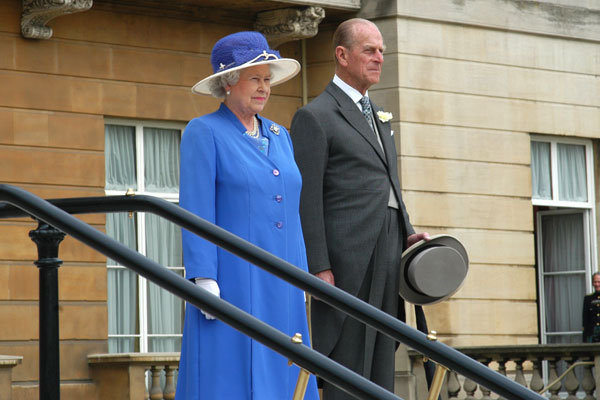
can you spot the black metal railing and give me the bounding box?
[0,184,545,400]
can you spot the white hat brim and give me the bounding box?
[191,58,301,95]
[399,234,469,305]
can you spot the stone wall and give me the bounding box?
[0,1,303,398]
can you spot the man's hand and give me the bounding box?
[315,269,335,286]
[407,232,431,248]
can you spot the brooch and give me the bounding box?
[270,124,280,135]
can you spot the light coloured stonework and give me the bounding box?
[21,0,93,39]
[255,6,325,48]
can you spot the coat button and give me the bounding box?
[275,195,283,203]
[275,221,283,229]
[273,169,280,176]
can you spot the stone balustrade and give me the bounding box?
[408,344,600,400]
[86,344,600,399]
[0,355,22,400]
[88,352,179,400]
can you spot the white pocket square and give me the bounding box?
[391,130,395,136]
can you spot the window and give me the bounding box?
[104,119,184,353]
[531,136,597,344]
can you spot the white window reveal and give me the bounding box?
[104,119,184,353]
[531,136,597,345]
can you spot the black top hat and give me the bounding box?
[399,234,469,305]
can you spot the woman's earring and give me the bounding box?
[226,90,231,96]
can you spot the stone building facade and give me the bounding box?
[0,0,598,398]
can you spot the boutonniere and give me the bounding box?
[377,111,393,123]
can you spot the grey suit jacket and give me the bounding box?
[291,80,415,301]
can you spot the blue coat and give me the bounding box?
[176,103,319,400]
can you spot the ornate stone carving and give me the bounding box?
[255,6,325,48]
[21,0,93,40]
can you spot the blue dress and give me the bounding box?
[176,103,319,400]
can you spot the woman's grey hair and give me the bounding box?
[208,70,241,98]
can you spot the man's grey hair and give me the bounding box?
[208,70,241,98]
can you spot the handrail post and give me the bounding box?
[29,221,65,400]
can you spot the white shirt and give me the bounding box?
[332,74,368,112]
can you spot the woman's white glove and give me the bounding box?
[194,278,220,320]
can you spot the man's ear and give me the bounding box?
[335,46,348,67]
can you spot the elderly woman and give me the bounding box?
[175,32,319,400]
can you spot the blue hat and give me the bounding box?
[192,31,300,95]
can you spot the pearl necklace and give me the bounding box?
[245,117,259,139]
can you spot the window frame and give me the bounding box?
[531,135,595,209]
[104,117,185,353]
[531,135,598,345]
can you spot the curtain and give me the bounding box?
[106,213,138,353]
[144,127,182,351]
[105,125,136,191]
[557,143,587,202]
[542,213,585,343]
[145,213,183,352]
[144,128,180,193]
[531,141,551,200]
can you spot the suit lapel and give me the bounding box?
[325,83,387,164]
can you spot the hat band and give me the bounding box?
[218,50,280,72]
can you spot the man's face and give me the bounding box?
[593,274,600,292]
[338,23,384,94]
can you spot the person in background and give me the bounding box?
[175,31,319,400]
[290,18,430,399]
[583,272,600,343]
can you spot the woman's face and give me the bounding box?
[226,64,271,118]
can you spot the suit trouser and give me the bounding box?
[322,208,402,400]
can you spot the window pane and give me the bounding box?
[149,337,182,353]
[543,274,585,334]
[145,213,184,339]
[558,143,587,202]
[531,141,552,200]
[107,268,139,342]
[105,125,137,191]
[145,213,182,267]
[541,213,585,273]
[106,212,139,353]
[144,128,180,193]
[108,337,139,353]
[146,276,184,339]
[106,213,137,266]
[541,212,586,339]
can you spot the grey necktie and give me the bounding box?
[359,96,375,132]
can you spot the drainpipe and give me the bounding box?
[301,39,308,106]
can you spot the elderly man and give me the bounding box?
[291,18,429,398]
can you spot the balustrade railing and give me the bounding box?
[88,353,179,400]
[409,344,600,399]
[0,355,22,400]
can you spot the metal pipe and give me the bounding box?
[0,186,546,400]
[539,361,594,394]
[29,221,65,400]
[426,364,448,400]
[301,38,308,106]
